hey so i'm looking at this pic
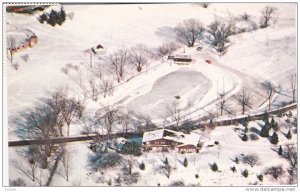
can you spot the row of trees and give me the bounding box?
[39,7,67,26]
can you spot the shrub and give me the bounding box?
[242,133,248,141]
[183,157,188,167]
[201,3,209,8]
[211,162,218,172]
[242,169,249,177]
[9,178,26,186]
[139,161,145,170]
[231,166,237,173]
[169,180,185,186]
[265,165,284,180]
[249,133,259,141]
[88,152,122,171]
[12,63,19,70]
[121,141,142,156]
[195,174,199,178]
[270,132,279,144]
[122,172,140,186]
[242,154,260,167]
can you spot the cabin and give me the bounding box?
[170,55,192,65]
[142,129,200,153]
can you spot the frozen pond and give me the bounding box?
[127,70,211,120]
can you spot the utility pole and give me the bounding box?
[90,52,93,68]
[216,80,219,118]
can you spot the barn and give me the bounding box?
[142,129,200,153]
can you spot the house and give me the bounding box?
[142,129,200,153]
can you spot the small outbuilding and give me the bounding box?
[171,55,192,65]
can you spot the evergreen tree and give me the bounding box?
[39,13,48,23]
[270,132,279,144]
[57,7,66,25]
[121,141,142,156]
[242,133,248,141]
[183,157,188,167]
[235,157,239,164]
[242,169,249,177]
[164,157,169,165]
[278,145,282,156]
[139,161,145,170]
[48,9,58,26]
[260,124,270,137]
[243,118,249,133]
[211,162,218,172]
[287,129,292,140]
[262,112,270,125]
[257,174,263,181]
[270,117,279,131]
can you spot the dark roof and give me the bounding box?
[96,44,103,49]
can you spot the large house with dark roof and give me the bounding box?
[142,129,201,153]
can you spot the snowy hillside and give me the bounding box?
[4,3,297,187]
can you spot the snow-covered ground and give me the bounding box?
[8,112,297,186]
[4,2,297,187]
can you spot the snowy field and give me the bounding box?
[4,2,297,187]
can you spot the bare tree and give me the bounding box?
[261,80,277,110]
[19,106,60,168]
[129,44,151,72]
[13,160,36,182]
[157,43,170,62]
[125,155,136,175]
[236,88,253,114]
[106,49,129,82]
[100,78,114,98]
[60,149,71,182]
[207,20,235,52]
[242,153,260,167]
[159,164,172,178]
[289,73,296,102]
[167,101,182,130]
[98,105,119,140]
[45,90,67,137]
[283,145,297,168]
[61,97,84,136]
[7,36,16,63]
[217,93,226,116]
[260,6,278,28]
[118,109,131,136]
[88,78,100,101]
[174,18,205,47]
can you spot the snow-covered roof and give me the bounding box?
[142,129,165,143]
[142,129,200,146]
